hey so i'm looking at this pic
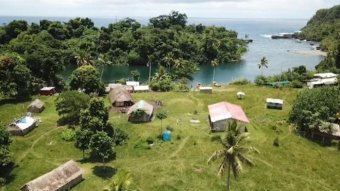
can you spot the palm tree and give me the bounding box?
[156,110,168,135]
[208,121,258,191]
[75,51,94,67]
[108,171,133,191]
[258,57,268,76]
[211,58,219,83]
[96,54,112,82]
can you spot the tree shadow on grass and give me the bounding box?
[0,163,17,185]
[92,165,116,179]
[0,97,31,107]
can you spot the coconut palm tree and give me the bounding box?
[75,51,94,67]
[258,57,268,76]
[108,171,133,191]
[208,121,258,191]
[211,58,219,83]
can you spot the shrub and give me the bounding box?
[115,78,127,84]
[0,177,5,187]
[255,75,268,86]
[273,137,280,147]
[146,137,154,144]
[229,78,251,85]
[290,80,304,88]
[61,128,76,141]
[113,128,128,146]
[166,126,173,131]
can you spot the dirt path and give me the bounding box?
[169,136,190,159]
[16,127,62,163]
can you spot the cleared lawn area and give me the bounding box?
[1,85,340,191]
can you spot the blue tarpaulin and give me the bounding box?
[162,130,171,141]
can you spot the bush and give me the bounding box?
[113,128,128,146]
[273,137,280,147]
[0,177,5,187]
[115,78,127,84]
[229,78,251,85]
[146,137,154,144]
[61,128,76,141]
[289,87,340,132]
[290,80,304,88]
[255,75,268,86]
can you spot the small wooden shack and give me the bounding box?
[8,116,37,136]
[266,98,283,110]
[21,160,83,191]
[40,87,56,96]
[133,85,150,93]
[199,86,212,94]
[109,86,133,107]
[208,102,249,132]
[127,100,154,123]
[27,99,45,113]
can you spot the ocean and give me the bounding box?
[0,16,323,85]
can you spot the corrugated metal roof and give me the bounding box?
[208,102,249,123]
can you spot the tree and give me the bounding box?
[55,91,90,125]
[258,57,268,76]
[80,97,111,134]
[0,125,12,170]
[108,171,133,191]
[69,65,104,95]
[89,131,114,166]
[208,121,257,191]
[75,128,92,159]
[156,110,168,135]
[289,87,340,132]
[211,58,219,83]
[130,70,140,81]
[0,53,32,98]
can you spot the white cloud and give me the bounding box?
[0,0,338,18]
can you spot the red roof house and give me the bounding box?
[208,102,249,132]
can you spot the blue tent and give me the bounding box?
[162,130,171,141]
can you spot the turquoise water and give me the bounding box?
[1,17,323,85]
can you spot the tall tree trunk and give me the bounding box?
[227,163,231,191]
[213,67,216,83]
[160,120,163,135]
[148,62,152,84]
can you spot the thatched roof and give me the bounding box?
[21,160,82,191]
[127,100,154,116]
[28,99,44,109]
[109,86,132,104]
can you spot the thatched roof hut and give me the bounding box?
[109,86,133,107]
[127,100,154,123]
[21,160,83,191]
[27,99,45,113]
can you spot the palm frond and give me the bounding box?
[237,153,255,166]
[207,150,225,164]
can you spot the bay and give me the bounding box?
[0,16,323,85]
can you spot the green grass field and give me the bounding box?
[1,85,339,191]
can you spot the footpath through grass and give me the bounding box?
[1,85,340,191]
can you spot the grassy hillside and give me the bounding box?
[1,85,340,191]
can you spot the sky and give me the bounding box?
[0,0,339,19]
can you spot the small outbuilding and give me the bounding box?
[40,87,56,96]
[126,81,140,87]
[208,102,249,132]
[109,86,134,107]
[236,92,245,99]
[27,99,45,113]
[8,116,38,136]
[266,98,283,110]
[21,160,83,191]
[127,100,154,123]
[133,85,150,93]
[199,86,212,94]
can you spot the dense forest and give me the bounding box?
[298,5,340,70]
[0,11,247,97]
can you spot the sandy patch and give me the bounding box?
[290,50,327,57]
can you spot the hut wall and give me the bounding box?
[128,113,151,123]
[55,174,83,191]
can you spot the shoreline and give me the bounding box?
[290,49,327,57]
